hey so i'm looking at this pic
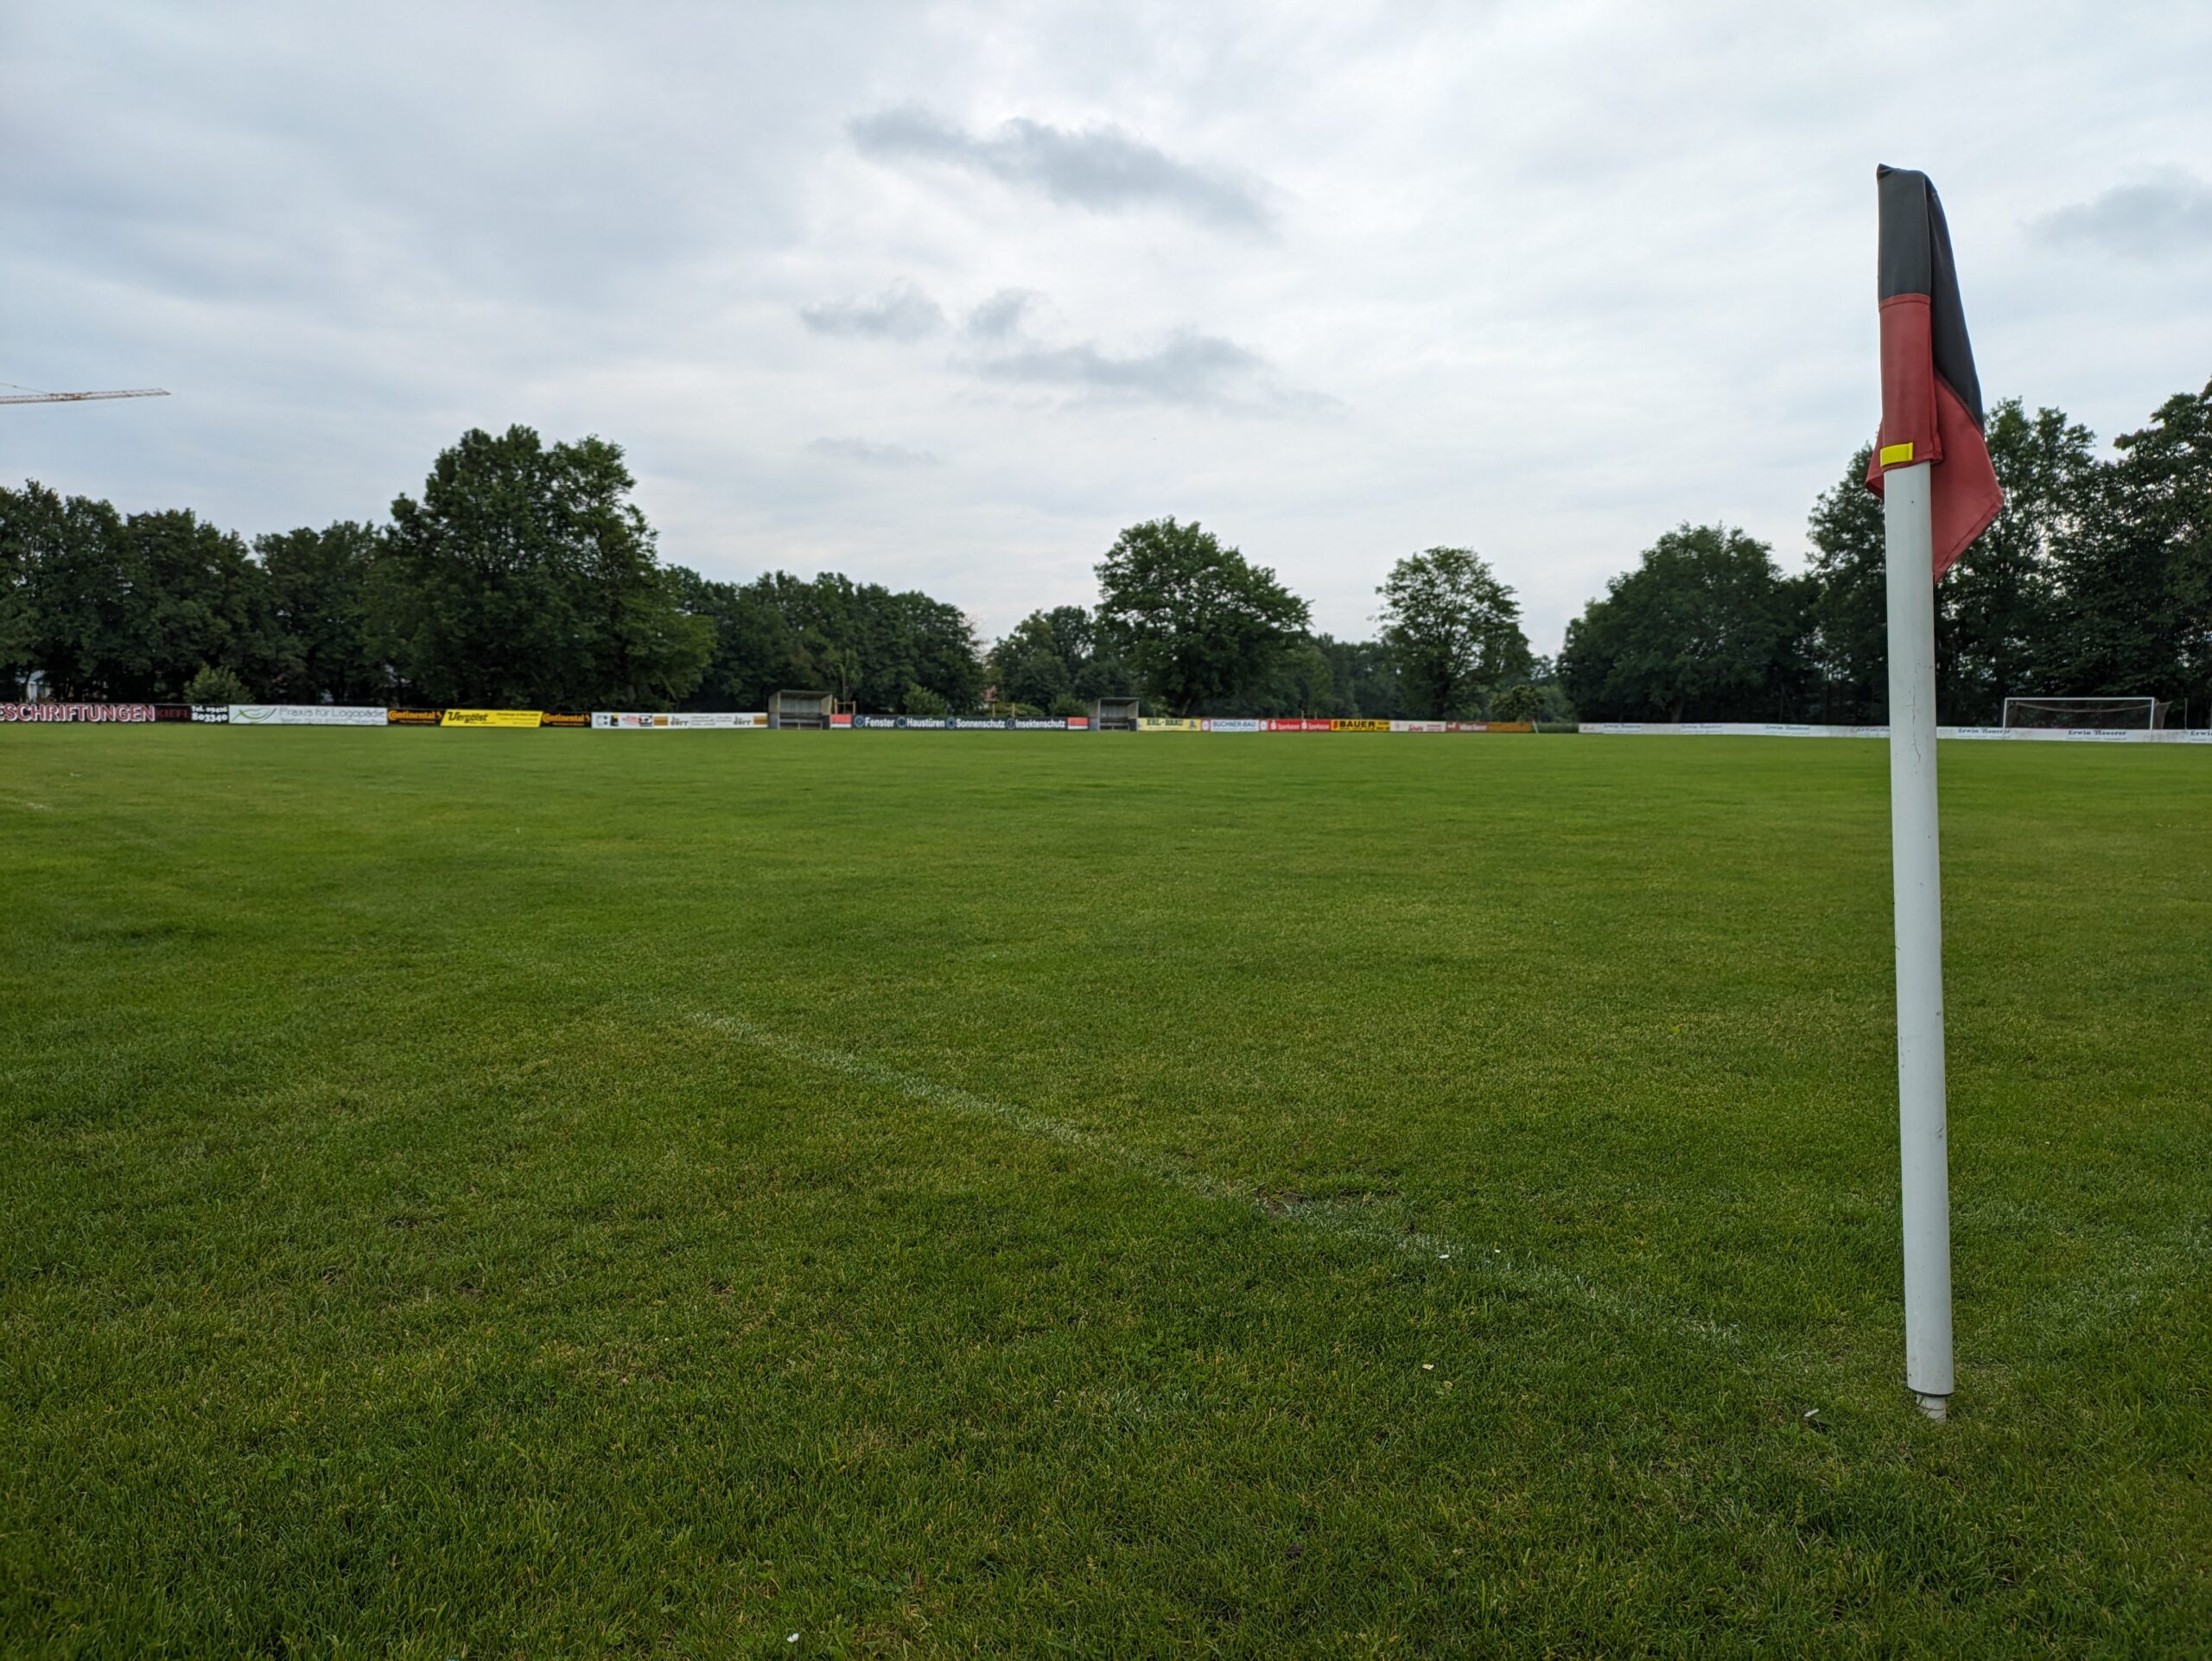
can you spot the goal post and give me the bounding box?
[2000,696,2170,730]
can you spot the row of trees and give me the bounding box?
[6,376,2204,722]
[0,430,1539,719]
[984,524,1541,720]
[1561,384,2211,724]
[0,428,987,713]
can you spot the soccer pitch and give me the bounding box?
[3,730,2206,1655]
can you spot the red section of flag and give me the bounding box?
[1876,296,1941,468]
[1865,366,2004,581]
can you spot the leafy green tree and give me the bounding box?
[124,509,273,700]
[991,605,1137,711]
[1947,400,2098,722]
[1524,654,1577,724]
[1803,447,1889,722]
[257,521,385,703]
[1316,634,1403,719]
[903,683,950,717]
[371,427,708,709]
[1221,635,1338,718]
[668,567,801,709]
[182,664,250,704]
[1377,546,1532,718]
[1094,518,1309,716]
[4,487,271,699]
[668,566,982,712]
[2040,379,2209,720]
[1491,682,1543,723]
[0,484,85,696]
[1560,524,1795,722]
[992,608,1082,708]
[1807,403,2096,722]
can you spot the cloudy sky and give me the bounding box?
[7,1,2209,653]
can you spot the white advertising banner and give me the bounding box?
[590,711,766,729]
[1584,721,2201,742]
[1206,718,1262,733]
[227,704,387,727]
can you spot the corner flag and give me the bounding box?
[1869,165,2001,1422]
[1863,166,2005,577]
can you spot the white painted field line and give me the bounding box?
[687,1009,1748,1354]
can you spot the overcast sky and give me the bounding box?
[7,1,2209,652]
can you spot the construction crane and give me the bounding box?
[1,385,169,406]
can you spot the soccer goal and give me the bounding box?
[2000,696,2171,730]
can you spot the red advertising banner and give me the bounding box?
[1266,718,1332,732]
[1,703,157,722]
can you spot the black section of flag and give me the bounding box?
[1876,166,1984,428]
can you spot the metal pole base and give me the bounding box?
[1911,1391,1949,1422]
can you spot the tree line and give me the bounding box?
[0,427,987,715]
[1561,384,2211,724]
[3,375,2205,722]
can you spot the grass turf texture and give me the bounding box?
[2,729,2206,1658]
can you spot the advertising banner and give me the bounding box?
[1206,718,1262,733]
[3,703,157,722]
[539,712,589,728]
[441,709,543,729]
[1586,722,1889,738]
[830,713,853,728]
[1486,722,1534,733]
[228,704,387,727]
[154,704,193,722]
[194,704,232,723]
[589,711,766,729]
[385,709,442,725]
[952,717,1014,729]
[1331,719,1392,733]
[1139,717,1205,732]
[1265,718,1331,731]
[1011,717,1071,729]
[1390,720,1448,733]
[1066,716,1090,729]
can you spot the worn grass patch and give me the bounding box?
[2,728,2207,1656]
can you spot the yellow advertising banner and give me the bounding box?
[441,709,543,729]
[1138,717,1205,732]
[1331,719,1392,733]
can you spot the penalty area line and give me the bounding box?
[685,1009,1750,1355]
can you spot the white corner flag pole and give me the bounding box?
[1883,460,1955,1421]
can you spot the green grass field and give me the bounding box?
[3,729,2207,1658]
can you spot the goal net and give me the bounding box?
[2000,696,2171,730]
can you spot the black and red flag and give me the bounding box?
[1865,165,2004,578]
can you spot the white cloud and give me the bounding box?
[798,281,947,340]
[850,107,1271,232]
[807,436,942,468]
[2028,173,2212,258]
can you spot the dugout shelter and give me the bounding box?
[769,690,835,729]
